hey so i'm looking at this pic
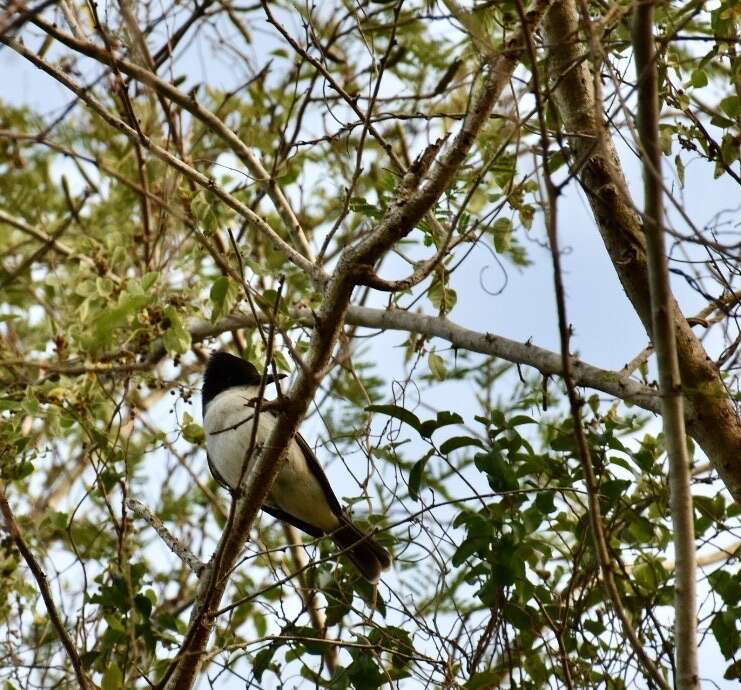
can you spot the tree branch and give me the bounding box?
[0,306,663,412]
[126,498,206,575]
[535,6,670,680]
[179,305,661,412]
[543,0,741,504]
[27,12,315,263]
[633,5,699,687]
[158,4,553,686]
[0,486,97,690]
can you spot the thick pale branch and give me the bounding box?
[182,306,660,412]
[543,0,741,504]
[346,306,661,410]
[1,306,661,413]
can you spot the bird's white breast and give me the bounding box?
[203,387,339,532]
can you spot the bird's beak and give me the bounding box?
[267,373,288,384]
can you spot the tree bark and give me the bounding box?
[632,4,699,687]
[543,0,741,504]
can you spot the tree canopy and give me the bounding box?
[0,1,740,688]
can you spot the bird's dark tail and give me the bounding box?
[331,515,391,583]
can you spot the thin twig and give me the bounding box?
[283,524,338,675]
[126,498,206,575]
[0,486,97,690]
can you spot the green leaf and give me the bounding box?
[508,415,537,427]
[134,593,153,618]
[439,436,485,455]
[252,646,277,682]
[633,560,665,594]
[181,412,205,444]
[474,450,518,491]
[94,293,148,342]
[720,95,739,118]
[349,197,382,219]
[710,113,735,129]
[690,69,708,88]
[324,581,353,626]
[409,450,434,501]
[720,132,741,167]
[96,277,113,297]
[291,626,330,655]
[658,125,673,155]
[209,275,238,322]
[492,217,512,253]
[368,626,414,669]
[141,272,160,291]
[519,204,534,231]
[534,490,556,514]
[347,653,385,689]
[13,461,34,480]
[627,516,654,543]
[503,602,535,630]
[708,570,741,607]
[491,153,516,188]
[452,536,488,566]
[547,150,567,173]
[465,670,501,690]
[724,660,741,680]
[101,661,123,690]
[366,404,422,434]
[428,352,447,381]
[353,576,387,616]
[584,618,605,636]
[163,306,192,355]
[711,610,740,659]
[419,410,464,438]
[428,274,457,314]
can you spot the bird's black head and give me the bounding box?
[202,352,284,411]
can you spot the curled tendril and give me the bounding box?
[478,240,508,296]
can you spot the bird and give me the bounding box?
[201,350,391,582]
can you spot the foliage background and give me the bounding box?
[0,0,740,688]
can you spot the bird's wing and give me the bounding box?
[290,426,343,516]
[261,504,325,538]
[206,452,231,490]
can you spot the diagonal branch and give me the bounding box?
[158,4,553,688]
[0,34,323,284]
[543,0,741,504]
[126,498,206,575]
[27,12,315,263]
[0,486,97,690]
